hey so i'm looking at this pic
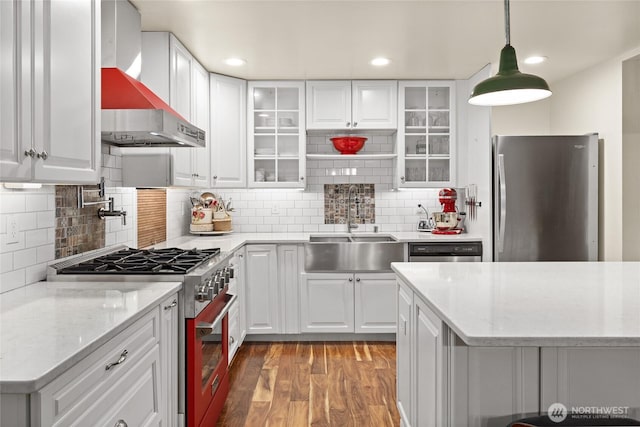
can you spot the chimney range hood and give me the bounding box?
[100,0,204,148]
[101,68,205,148]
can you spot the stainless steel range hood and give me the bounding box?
[101,0,205,148]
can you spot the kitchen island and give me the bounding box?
[391,261,640,427]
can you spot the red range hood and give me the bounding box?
[101,68,205,148]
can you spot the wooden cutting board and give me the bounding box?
[137,189,166,248]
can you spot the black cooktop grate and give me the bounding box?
[57,247,221,275]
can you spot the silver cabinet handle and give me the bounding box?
[164,299,177,310]
[105,350,128,370]
[346,121,350,127]
[24,148,36,157]
[114,420,128,427]
[497,154,507,252]
[37,150,48,160]
[230,335,235,344]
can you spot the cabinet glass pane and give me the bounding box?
[405,135,427,155]
[254,87,275,110]
[277,111,299,131]
[255,159,276,182]
[277,135,299,157]
[405,159,427,182]
[255,111,275,130]
[405,87,426,109]
[405,111,427,129]
[428,111,449,129]
[277,87,299,110]
[278,159,299,182]
[428,135,449,155]
[254,135,275,156]
[428,159,450,182]
[428,87,450,109]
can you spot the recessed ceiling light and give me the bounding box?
[524,55,548,65]
[370,57,391,67]
[224,58,246,66]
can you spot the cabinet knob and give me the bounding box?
[114,420,128,427]
[356,277,361,282]
[24,148,36,158]
[400,176,405,183]
[230,335,235,344]
[238,254,243,258]
[353,122,358,127]
[213,175,218,180]
[300,176,304,181]
[37,150,48,160]
[348,278,353,282]
[164,299,177,310]
[346,121,351,127]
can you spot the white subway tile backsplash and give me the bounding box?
[0,193,26,213]
[25,263,47,285]
[37,211,54,228]
[14,248,37,270]
[0,253,13,273]
[36,244,55,263]
[0,269,26,293]
[25,229,48,248]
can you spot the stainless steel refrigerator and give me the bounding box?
[493,134,598,261]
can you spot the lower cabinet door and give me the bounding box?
[396,280,413,426]
[415,297,444,427]
[354,273,396,333]
[300,273,354,333]
[228,307,241,365]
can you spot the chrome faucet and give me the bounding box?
[98,197,127,225]
[347,185,360,233]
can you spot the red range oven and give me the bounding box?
[186,291,237,427]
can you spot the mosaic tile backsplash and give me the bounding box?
[55,185,105,258]
[324,184,375,224]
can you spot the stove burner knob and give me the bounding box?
[207,286,215,300]
[215,275,225,293]
[228,264,235,279]
[195,284,208,302]
[223,267,231,285]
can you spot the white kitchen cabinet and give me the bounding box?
[354,273,396,333]
[278,245,303,334]
[210,73,247,188]
[247,81,306,188]
[396,280,413,427]
[140,32,209,188]
[35,300,172,427]
[306,80,397,131]
[398,81,456,188]
[228,248,246,363]
[0,0,100,184]
[160,294,179,427]
[300,273,355,333]
[244,245,281,334]
[300,272,395,334]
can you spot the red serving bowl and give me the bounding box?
[330,136,367,155]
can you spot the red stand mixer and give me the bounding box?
[432,188,465,235]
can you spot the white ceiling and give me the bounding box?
[130,0,640,83]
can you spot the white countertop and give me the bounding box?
[153,231,483,253]
[391,262,640,347]
[0,281,181,393]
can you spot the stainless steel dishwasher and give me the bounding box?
[408,241,483,262]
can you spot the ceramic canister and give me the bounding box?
[191,207,213,224]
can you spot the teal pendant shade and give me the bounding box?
[469,45,551,106]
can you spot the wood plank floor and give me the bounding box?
[217,341,400,427]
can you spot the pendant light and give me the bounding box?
[469,0,552,106]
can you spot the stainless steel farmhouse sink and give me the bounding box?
[305,234,405,272]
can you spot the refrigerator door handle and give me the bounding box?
[498,154,507,252]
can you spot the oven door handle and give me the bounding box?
[195,293,238,336]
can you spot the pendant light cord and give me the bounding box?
[504,0,511,45]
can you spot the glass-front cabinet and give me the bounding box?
[398,81,455,187]
[248,81,306,188]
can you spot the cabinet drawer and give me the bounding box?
[37,308,160,426]
[228,308,240,364]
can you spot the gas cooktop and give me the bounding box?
[56,247,221,275]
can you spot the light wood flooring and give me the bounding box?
[217,341,400,427]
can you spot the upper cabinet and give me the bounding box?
[0,0,100,184]
[247,81,306,188]
[306,80,397,131]
[398,81,456,188]
[210,73,247,188]
[140,32,209,188]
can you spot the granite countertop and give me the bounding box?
[153,231,484,253]
[392,261,640,347]
[0,281,182,393]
